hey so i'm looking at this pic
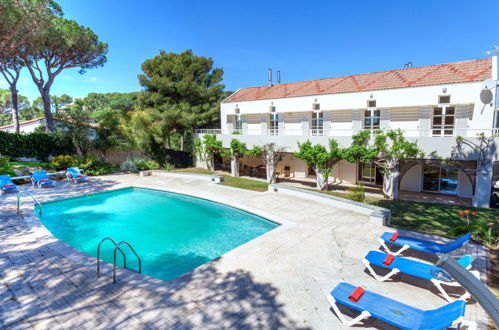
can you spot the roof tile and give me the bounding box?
[224,58,492,103]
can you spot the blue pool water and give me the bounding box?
[39,188,278,281]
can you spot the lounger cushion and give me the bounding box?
[380,232,470,253]
[383,254,394,266]
[331,282,466,330]
[365,251,471,281]
[4,184,14,187]
[348,287,364,302]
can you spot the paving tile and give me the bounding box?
[0,175,490,329]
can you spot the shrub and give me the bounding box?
[51,155,79,171]
[163,162,175,171]
[120,159,138,173]
[0,156,16,177]
[84,160,114,176]
[448,217,498,248]
[120,158,159,173]
[347,185,366,203]
[0,131,73,161]
[51,155,114,176]
[447,225,470,238]
[471,220,498,248]
[138,159,160,171]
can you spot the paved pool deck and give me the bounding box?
[0,173,490,329]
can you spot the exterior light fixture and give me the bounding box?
[443,87,447,93]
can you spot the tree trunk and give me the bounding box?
[74,143,83,157]
[205,155,214,171]
[231,156,239,177]
[266,160,277,184]
[10,87,20,133]
[41,90,54,132]
[315,168,329,190]
[383,166,400,199]
[180,135,184,151]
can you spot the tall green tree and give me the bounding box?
[344,130,422,199]
[20,10,107,132]
[0,0,63,131]
[294,139,343,190]
[54,100,92,156]
[0,88,31,126]
[0,57,23,132]
[88,92,138,159]
[131,49,224,159]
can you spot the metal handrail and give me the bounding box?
[96,237,127,278]
[17,190,42,215]
[113,240,141,283]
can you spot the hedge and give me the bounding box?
[0,131,74,161]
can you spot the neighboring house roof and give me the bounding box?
[0,117,45,130]
[224,58,493,103]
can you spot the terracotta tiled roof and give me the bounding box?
[0,117,45,130]
[224,58,492,103]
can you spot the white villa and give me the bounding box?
[0,117,45,133]
[197,57,499,208]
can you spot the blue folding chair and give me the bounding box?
[31,171,55,188]
[363,250,477,302]
[379,232,471,256]
[327,282,475,329]
[66,167,88,183]
[0,175,18,194]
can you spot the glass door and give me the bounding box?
[269,113,279,135]
[423,163,458,194]
[311,112,324,136]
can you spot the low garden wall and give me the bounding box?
[147,170,224,184]
[268,184,391,226]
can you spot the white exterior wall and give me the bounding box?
[458,171,474,197]
[211,57,499,206]
[221,80,494,138]
[0,119,44,133]
[400,165,422,192]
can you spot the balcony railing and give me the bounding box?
[193,128,499,137]
[310,129,324,136]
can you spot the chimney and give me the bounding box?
[268,68,272,87]
[277,70,281,84]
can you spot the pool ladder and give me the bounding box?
[17,191,42,215]
[96,237,142,283]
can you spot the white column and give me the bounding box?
[472,162,493,208]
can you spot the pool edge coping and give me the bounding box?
[21,181,297,294]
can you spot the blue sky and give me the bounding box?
[2,0,498,101]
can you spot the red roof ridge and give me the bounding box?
[0,117,45,130]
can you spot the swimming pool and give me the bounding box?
[39,187,278,281]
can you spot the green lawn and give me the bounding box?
[10,160,52,169]
[221,175,268,192]
[174,167,269,192]
[377,199,499,236]
[175,167,499,237]
[313,189,383,204]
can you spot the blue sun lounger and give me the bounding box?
[0,175,18,194]
[379,232,471,256]
[31,171,55,188]
[66,167,88,183]
[327,282,476,329]
[363,250,477,302]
